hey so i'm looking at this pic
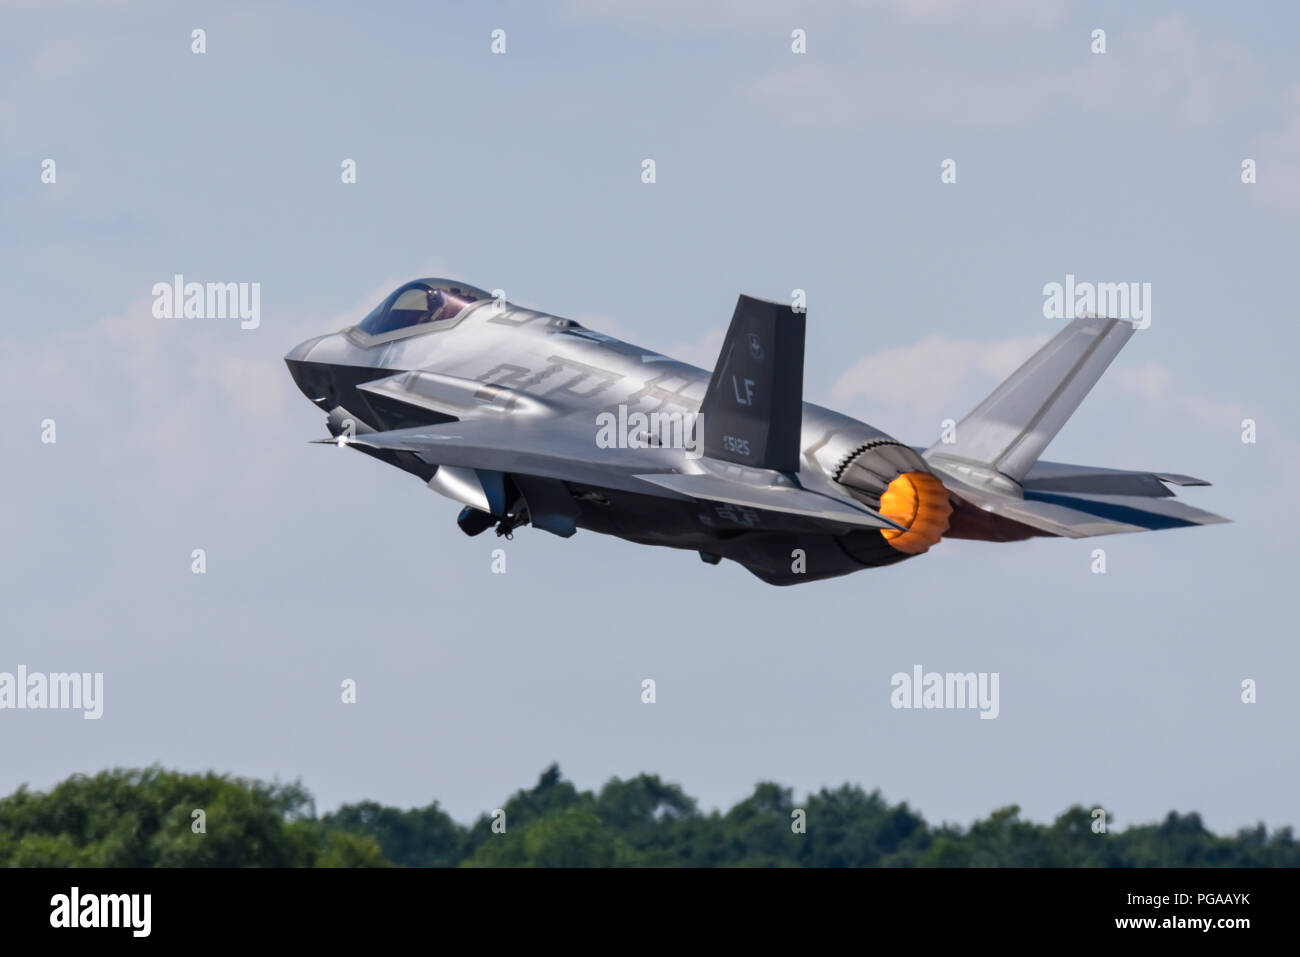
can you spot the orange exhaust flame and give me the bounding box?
[878,472,952,554]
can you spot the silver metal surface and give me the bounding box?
[286,279,1227,584]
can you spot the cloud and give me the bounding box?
[1111,361,1175,402]
[1,270,476,514]
[745,14,1272,136]
[1114,361,1247,431]
[831,332,1048,401]
[1254,84,1300,212]
[560,0,1060,32]
[668,327,726,370]
[829,334,1248,447]
[830,332,1048,440]
[2,296,333,505]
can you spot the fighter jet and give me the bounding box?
[285,279,1227,584]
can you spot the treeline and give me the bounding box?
[0,765,1294,867]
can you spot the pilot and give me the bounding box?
[423,288,449,323]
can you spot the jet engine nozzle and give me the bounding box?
[834,441,951,554]
[878,471,951,554]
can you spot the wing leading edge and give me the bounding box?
[331,420,902,531]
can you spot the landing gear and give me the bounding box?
[455,499,530,540]
[456,507,496,537]
[494,511,525,540]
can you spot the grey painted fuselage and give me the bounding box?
[286,280,1226,585]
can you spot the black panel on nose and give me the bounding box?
[284,355,400,429]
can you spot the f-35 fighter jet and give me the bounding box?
[286,279,1226,584]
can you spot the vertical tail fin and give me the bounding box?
[925,315,1135,483]
[699,295,806,473]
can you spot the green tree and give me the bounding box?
[464,807,648,867]
[0,767,383,867]
[4,764,1298,868]
[322,800,463,867]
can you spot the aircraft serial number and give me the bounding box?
[722,435,751,456]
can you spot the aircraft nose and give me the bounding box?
[285,334,334,405]
[285,334,328,364]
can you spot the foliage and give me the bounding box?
[2,764,1294,867]
[0,767,385,867]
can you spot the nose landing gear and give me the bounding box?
[455,490,529,541]
[456,506,497,537]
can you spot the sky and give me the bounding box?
[2,0,1297,835]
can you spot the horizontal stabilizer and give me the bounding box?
[1019,459,1213,498]
[1151,472,1211,487]
[937,465,1229,539]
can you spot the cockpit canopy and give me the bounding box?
[356,279,493,337]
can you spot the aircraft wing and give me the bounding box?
[329,419,685,499]
[334,420,902,530]
[636,472,903,530]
